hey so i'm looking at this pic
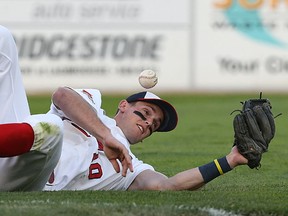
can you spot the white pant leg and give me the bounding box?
[0,114,63,191]
[0,25,30,123]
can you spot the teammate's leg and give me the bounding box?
[0,114,63,191]
[0,26,63,191]
[0,25,30,123]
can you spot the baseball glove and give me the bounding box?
[232,93,275,169]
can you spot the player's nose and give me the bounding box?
[145,119,152,126]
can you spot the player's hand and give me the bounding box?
[102,135,133,177]
[226,146,248,168]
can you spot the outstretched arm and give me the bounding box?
[52,87,133,176]
[128,146,247,191]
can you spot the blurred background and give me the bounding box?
[1,0,288,94]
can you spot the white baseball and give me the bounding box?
[138,70,158,89]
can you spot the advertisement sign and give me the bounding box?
[194,0,288,91]
[1,0,288,93]
[0,0,191,93]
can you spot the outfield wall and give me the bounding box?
[1,0,288,93]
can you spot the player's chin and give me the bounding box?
[129,134,146,145]
[126,133,141,145]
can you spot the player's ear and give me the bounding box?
[118,100,129,113]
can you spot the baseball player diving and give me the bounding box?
[0,25,276,191]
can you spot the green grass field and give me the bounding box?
[1,93,287,216]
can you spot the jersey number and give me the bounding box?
[88,153,103,179]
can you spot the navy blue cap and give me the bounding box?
[126,92,178,132]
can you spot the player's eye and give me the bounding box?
[152,122,157,130]
[143,109,150,116]
[152,120,160,131]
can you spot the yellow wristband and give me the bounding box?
[214,159,224,175]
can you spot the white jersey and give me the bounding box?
[44,88,154,191]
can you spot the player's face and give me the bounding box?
[116,101,164,144]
